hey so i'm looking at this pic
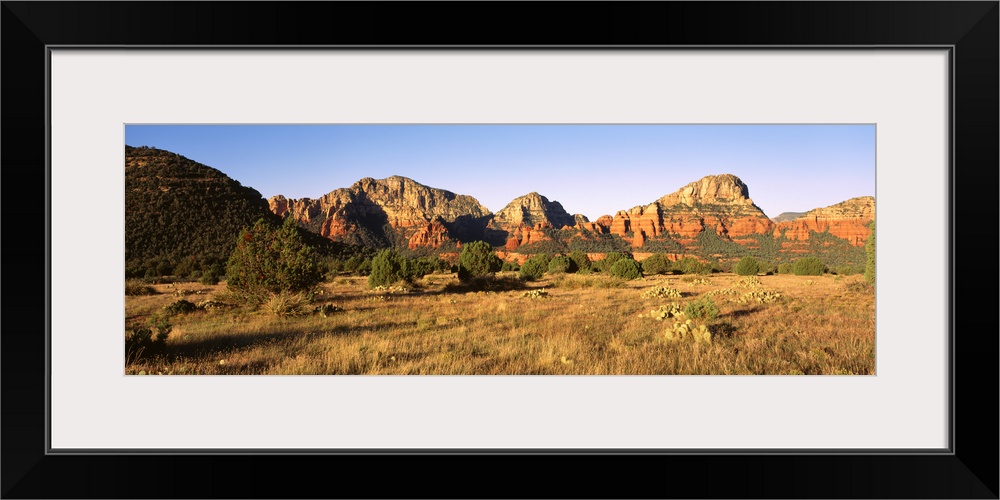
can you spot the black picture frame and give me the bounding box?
[2,2,997,498]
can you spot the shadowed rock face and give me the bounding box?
[269,176,491,248]
[774,196,874,246]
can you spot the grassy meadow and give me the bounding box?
[124,271,875,375]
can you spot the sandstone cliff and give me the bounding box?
[269,176,491,248]
[268,172,871,257]
[606,174,776,247]
[492,192,580,250]
[492,192,576,230]
[774,196,874,246]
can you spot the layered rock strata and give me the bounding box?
[773,196,874,246]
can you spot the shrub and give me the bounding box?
[672,257,709,275]
[547,255,573,274]
[645,303,684,321]
[458,241,502,283]
[733,276,763,288]
[519,255,548,281]
[264,291,311,317]
[642,286,681,299]
[761,261,779,275]
[641,253,672,275]
[864,220,875,285]
[522,289,549,299]
[314,303,344,317]
[343,255,372,275]
[125,279,157,296]
[163,299,198,316]
[609,258,643,280]
[567,251,591,274]
[793,257,826,276]
[737,289,782,305]
[125,319,171,366]
[707,258,729,274]
[456,265,471,282]
[368,248,408,288]
[320,257,344,277]
[595,277,628,289]
[777,263,793,275]
[173,258,198,278]
[665,319,712,344]
[734,256,762,276]
[595,252,628,273]
[225,217,323,306]
[551,274,596,290]
[125,325,156,364]
[500,260,520,272]
[200,266,220,285]
[683,297,720,320]
[836,265,861,276]
[531,253,551,269]
[408,256,449,278]
[445,275,525,293]
[366,249,439,287]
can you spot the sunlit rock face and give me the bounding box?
[774,196,874,246]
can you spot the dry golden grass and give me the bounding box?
[124,272,874,375]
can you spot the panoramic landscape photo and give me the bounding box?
[124,124,875,375]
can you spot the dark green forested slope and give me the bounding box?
[125,145,281,276]
[125,145,350,277]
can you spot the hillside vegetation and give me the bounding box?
[125,146,357,278]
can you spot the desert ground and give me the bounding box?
[125,271,875,375]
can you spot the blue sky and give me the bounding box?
[125,124,875,220]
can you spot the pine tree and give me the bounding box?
[225,217,322,306]
[457,241,502,282]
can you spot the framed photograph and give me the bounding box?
[120,122,878,379]
[3,2,996,498]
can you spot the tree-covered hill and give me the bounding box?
[125,145,350,278]
[125,145,282,276]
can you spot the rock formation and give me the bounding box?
[502,223,556,251]
[773,196,874,246]
[269,176,491,248]
[605,174,775,247]
[657,174,756,208]
[492,192,576,230]
[406,217,454,250]
[267,171,871,256]
[771,211,806,223]
[492,192,577,250]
